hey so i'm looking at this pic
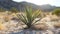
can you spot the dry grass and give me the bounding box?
[0,12,18,22]
[0,12,59,30]
[50,15,59,21]
[3,16,12,22]
[0,23,7,30]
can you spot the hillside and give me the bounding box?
[0,0,57,12]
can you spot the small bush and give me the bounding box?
[3,15,12,22]
[10,7,19,13]
[0,8,5,12]
[52,8,60,16]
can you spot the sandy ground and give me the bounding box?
[0,13,60,34]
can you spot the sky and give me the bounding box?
[13,0,60,6]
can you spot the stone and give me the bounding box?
[31,23,48,30]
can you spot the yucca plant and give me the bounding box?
[17,8,41,29]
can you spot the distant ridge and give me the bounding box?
[0,0,58,12]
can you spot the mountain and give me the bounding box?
[0,0,19,10]
[0,0,57,12]
[40,4,56,12]
[18,1,41,11]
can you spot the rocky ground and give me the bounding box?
[0,13,60,34]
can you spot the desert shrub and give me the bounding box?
[0,8,5,12]
[10,7,19,13]
[3,15,12,22]
[4,16,9,22]
[17,8,41,29]
[52,8,60,16]
[5,11,12,15]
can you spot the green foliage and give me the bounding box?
[52,8,60,16]
[17,8,41,28]
[0,8,5,12]
[10,7,19,13]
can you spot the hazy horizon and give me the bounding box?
[13,0,60,7]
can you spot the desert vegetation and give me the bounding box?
[52,8,60,16]
[0,7,60,34]
[17,8,41,29]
